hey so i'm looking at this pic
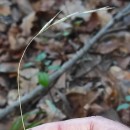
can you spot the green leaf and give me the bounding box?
[125,95,130,102]
[74,21,82,26]
[35,52,47,62]
[10,117,22,130]
[10,115,29,130]
[38,72,49,87]
[23,62,34,68]
[48,65,60,71]
[63,31,70,37]
[26,121,42,129]
[44,60,51,66]
[73,19,83,26]
[117,103,130,111]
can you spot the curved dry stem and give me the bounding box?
[17,11,60,130]
[17,35,38,130]
[17,7,111,130]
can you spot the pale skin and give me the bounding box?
[29,116,130,130]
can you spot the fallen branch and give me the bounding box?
[0,4,130,119]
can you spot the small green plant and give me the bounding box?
[23,51,61,88]
[38,72,50,87]
[10,110,44,130]
[117,95,130,111]
[10,115,28,130]
[37,63,60,87]
[35,51,60,87]
[35,52,47,62]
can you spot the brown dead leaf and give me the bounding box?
[66,87,103,117]
[0,95,7,108]
[11,4,21,22]
[74,54,101,78]
[0,4,11,16]
[74,13,100,33]
[79,34,89,44]
[30,0,42,12]
[99,108,120,121]
[85,0,107,9]
[111,33,130,55]
[27,109,39,122]
[67,92,87,117]
[60,0,90,21]
[20,68,39,79]
[110,66,124,80]
[16,0,33,15]
[48,39,63,53]
[0,23,6,31]
[86,0,123,9]
[97,10,112,27]
[104,86,119,107]
[0,77,7,88]
[120,109,130,126]
[8,89,18,105]
[110,66,130,81]
[51,22,72,31]
[0,62,18,73]
[109,66,130,97]
[20,12,35,36]
[21,11,57,35]
[96,39,122,54]
[0,0,11,6]
[89,103,104,114]
[8,24,25,50]
[0,121,12,130]
[111,0,124,7]
[20,68,39,94]
[20,76,38,94]
[54,73,66,89]
[41,0,55,11]
[85,13,100,33]
[124,72,130,81]
[0,52,10,63]
[124,41,130,54]
[116,57,130,69]
[39,99,66,122]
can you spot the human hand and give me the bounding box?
[30,116,130,130]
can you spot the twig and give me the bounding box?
[0,4,130,119]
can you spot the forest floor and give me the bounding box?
[0,0,130,130]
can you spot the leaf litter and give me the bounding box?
[0,0,130,129]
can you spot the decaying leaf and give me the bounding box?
[0,63,18,73]
[115,57,130,69]
[97,10,112,27]
[20,68,39,79]
[19,68,39,94]
[16,0,33,14]
[60,0,91,21]
[0,95,7,108]
[96,39,122,54]
[8,89,19,105]
[38,99,66,122]
[41,0,55,11]
[1,0,130,128]
[20,12,35,36]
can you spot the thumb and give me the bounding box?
[29,116,130,130]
